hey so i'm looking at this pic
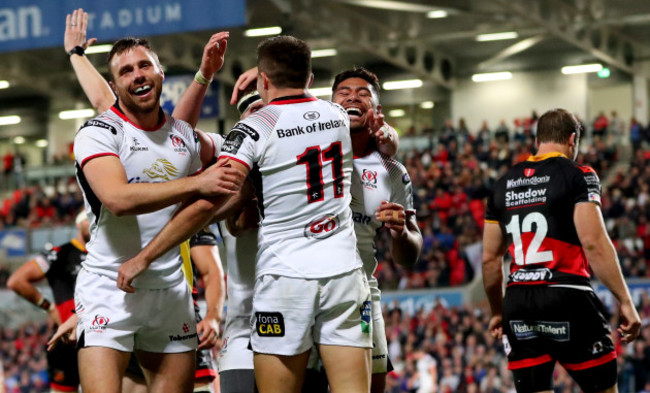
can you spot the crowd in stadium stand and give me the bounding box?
[3,297,650,393]
[1,321,54,393]
[0,182,84,230]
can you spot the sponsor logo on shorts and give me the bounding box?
[361,169,378,190]
[372,354,387,360]
[592,341,605,354]
[255,312,285,337]
[303,111,320,121]
[90,315,110,332]
[510,321,570,342]
[360,301,371,334]
[304,214,340,239]
[510,268,553,282]
[169,333,198,342]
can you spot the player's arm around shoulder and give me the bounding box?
[76,120,244,216]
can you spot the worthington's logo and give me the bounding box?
[507,175,551,189]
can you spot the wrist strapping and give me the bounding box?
[194,70,213,85]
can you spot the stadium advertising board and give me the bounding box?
[0,0,245,53]
[0,228,27,257]
[594,279,650,312]
[380,288,464,315]
[161,75,219,118]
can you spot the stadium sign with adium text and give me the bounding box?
[0,0,245,53]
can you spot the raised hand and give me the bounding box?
[64,8,97,53]
[199,32,230,81]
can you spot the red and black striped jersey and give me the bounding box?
[485,152,602,288]
[33,239,86,322]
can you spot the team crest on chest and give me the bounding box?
[361,169,378,190]
[143,159,180,181]
[170,135,188,155]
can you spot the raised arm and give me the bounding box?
[172,32,229,128]
[65,8,115,113]
[481,222,508,339]
[574,202,641,343]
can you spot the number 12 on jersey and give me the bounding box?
[296,142,344,203]
[505,212,554,265]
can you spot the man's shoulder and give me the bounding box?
[77,109,122,137]
[371,151,410,184]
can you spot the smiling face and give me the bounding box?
[332,77,381,132]
[109,46,164,115]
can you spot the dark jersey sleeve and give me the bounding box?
[572,165,602,206]
[190,228,219,248]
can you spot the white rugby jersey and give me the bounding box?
[351,150,415,300]
[219,223,257,371]
[220,224,257,319]
[74,105,202,289]
[219,94,361,279]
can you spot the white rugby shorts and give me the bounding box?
[75,268,197,353]
[218,315,254,372]
[250,268,372,356]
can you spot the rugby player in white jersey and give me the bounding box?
[229,66,413,393]
[331,67,422,393]
[68,11,245,392]
[117,36,373,393]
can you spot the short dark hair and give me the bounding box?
[107,37,158,78]
[536,108,582,144]
[332,67,381,98]
[257,36,311,89]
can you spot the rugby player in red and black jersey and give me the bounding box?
[482,108,640,393]
[8,211,89,393]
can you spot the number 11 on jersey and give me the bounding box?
[296,142,344,203]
